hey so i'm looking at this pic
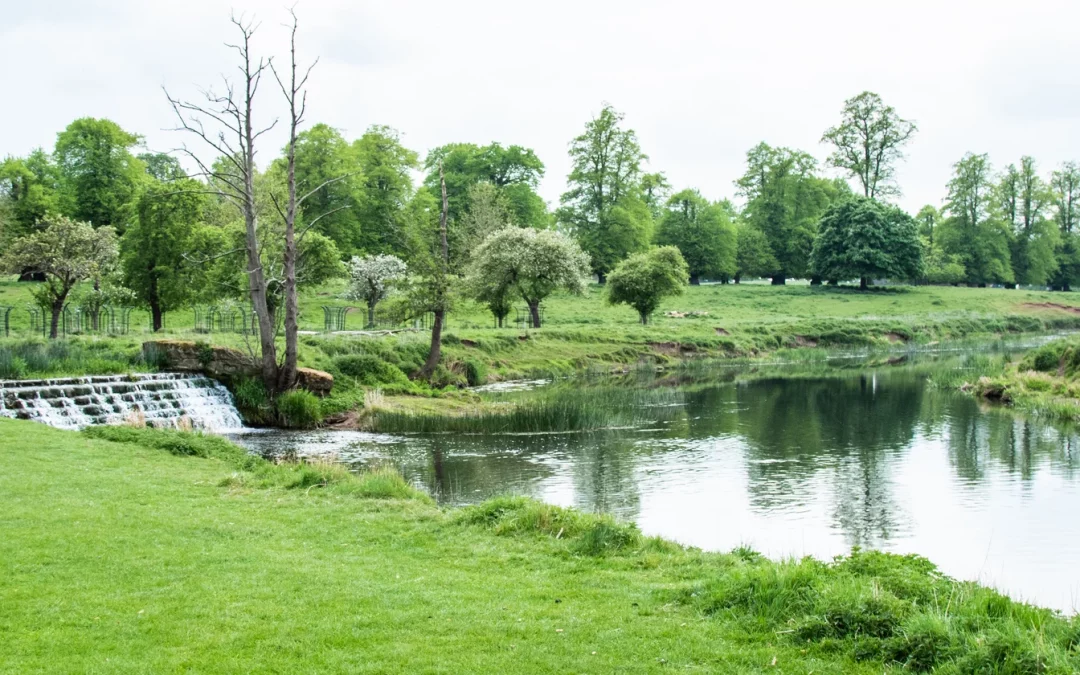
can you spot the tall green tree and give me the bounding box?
[998,157,1057,285]
[640,172,671,221]
[821,91,917,199]
[54,118,144,231]
[655,189,737,284]
[138,152,186,182]
[915,205,941,248]
[121,180,219,331]
[734,220,778,283]
[1050,161,1080,290]
[0,150,61,241]
[736,142,847,284]
[353,125,419,256]
[810,197,923,290]
[454,181,514,264]
[559,104,652,282]
[279,123,364,257]
[424,142,546,230]
[939,153,1013,285]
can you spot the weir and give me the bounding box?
[0,373,244,431]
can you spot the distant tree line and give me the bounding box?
[4,50,1080,374]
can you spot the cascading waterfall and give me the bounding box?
[0,373,244,431]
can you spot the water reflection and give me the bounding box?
[230,362,1080,611]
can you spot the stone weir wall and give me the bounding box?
[141,341,333,396]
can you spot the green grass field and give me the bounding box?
[2,276,1079,336]
[2,419,1078,673]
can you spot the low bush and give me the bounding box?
[333,354,410,387]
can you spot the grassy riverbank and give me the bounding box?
[5,279,1080,427]
[2,418,1079,673]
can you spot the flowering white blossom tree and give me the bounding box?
[346,254,408,327]
[467,227,590,328]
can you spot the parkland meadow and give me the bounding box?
[3,418,1079,674]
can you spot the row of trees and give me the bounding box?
[2,14,1079,388]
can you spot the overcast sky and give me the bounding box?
[3,0,1079,214]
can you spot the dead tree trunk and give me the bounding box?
[271,11,310,393]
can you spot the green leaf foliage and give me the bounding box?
[606,246,689,324]
[655,188,737,283]
[467,227,591,327]
[810,197,923,288]
[121,180,217,327]
[736,142,849,282]
[54,117,144,232]
[559,104,652,278]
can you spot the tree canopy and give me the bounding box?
[736,143,848,283]
[606,246,689,324]
[940,153,1014,285]
[467,227,590,328]
[655,189,737,283]
[54,117,145,232]
[821,91,916,199]
[1,215,118,337]
[559,104,652,280]
[121,180,217,331]
[424,142,546,230]
[810,197,923,289]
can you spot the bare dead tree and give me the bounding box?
[269,8,312,392]
[164,15,280,389]
[266,8,356,392]
[416,163,451,381]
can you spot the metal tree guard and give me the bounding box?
[514,305,544,328]
[62,306,85,336]
[0,306,11,337]
[28,307,46,337]
[194,306,215,333]
[100,306,133,335]
[322,305,357,332]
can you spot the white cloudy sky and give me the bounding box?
[3,0,1079,213]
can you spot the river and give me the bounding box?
[231,344,1080,613]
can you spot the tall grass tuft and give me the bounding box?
[276,390,323,429]
[457,495,643,556]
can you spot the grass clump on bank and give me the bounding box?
[3,418,1080,673]
[956,337,1080,423]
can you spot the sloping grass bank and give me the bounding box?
[1,418,1078,673]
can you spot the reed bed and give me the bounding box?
[372,386,685,434]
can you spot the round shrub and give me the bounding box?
[276,390,323,429]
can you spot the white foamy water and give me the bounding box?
[0,373,244,431]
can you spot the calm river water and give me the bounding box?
[232,348,1080,613]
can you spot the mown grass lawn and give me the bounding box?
[2,419,1079,674]
[0,418,865,674]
